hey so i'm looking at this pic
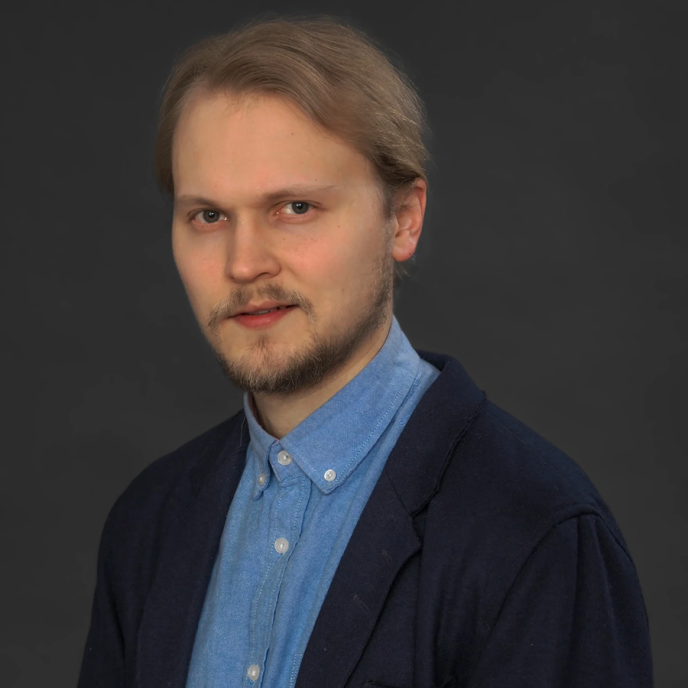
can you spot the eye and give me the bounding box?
[281,201,312,216]
[192,209,227,224]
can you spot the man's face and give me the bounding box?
[171,90,397,395]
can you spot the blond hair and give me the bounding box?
[154,14,431,222]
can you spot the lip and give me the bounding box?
[231,301,295,317]
[231,304,297,330]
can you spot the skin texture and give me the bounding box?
[171,90,426,438]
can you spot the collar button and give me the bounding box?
[277,450,292,465]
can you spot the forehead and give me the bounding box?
[172,90,379,200]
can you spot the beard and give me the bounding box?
[207,249,394,396]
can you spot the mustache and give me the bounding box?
[208,283,315,333]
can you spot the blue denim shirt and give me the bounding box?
[185,317,439,688]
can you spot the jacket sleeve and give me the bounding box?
[467,513,653,688]
[77,505,126,688]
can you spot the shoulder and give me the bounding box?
[413,374,651,684]
[406,351,628,555]
[425,395,633,576]
[485,401,619,529]
[103,411,244,548]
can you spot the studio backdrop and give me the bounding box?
[2,1,686,687]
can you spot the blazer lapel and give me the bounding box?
[295,469,420,688]
[137,412,249,688]
[296,353,486,688]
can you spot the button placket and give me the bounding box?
[246,469,310,687]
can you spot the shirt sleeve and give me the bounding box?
[467,513,653,688]
[77,505,126,688]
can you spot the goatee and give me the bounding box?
[208,254,394,396]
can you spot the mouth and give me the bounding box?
[228,302,299,330]
[233,304,297,317]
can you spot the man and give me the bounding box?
[79,15,653,688]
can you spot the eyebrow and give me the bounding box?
[174,184,338,210]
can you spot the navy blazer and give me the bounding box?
[78,352,653,688]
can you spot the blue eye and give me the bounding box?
[197,210,223,223]
[284,201,311,215]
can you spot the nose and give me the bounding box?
[225,217,281,284]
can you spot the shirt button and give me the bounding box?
[324,469,337,482]
[247,664,260,681]
[257,473,266,486]
[274,537,290,554]
[277,450,292,465]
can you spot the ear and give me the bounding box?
[391,178,427,263]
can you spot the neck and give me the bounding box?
[251,316,393,439]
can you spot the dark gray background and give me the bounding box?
[2,0,686,686]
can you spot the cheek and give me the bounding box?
[289,229,383,306]
[290,238,358,289]
[172,231,222,308]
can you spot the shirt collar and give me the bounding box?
[243,316,422,495]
